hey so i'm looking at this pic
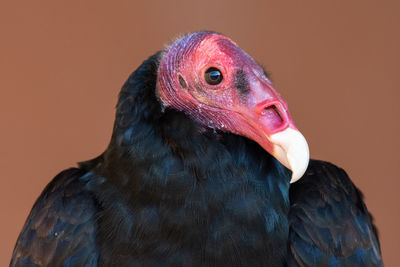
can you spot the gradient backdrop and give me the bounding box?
[1,1,399,266]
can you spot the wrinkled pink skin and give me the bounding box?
[157,32,297,156]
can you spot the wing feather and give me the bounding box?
[11,168,99,267]
[287,160,383,266]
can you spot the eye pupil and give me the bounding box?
[205,67,223,85]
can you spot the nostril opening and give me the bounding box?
[261,105,284,129]
[262,105,283,121]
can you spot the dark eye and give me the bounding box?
[204,67,223,85]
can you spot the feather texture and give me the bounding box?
[11,46,382,266]
[287,160,382,266]
[11,168,99,266]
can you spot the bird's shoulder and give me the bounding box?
[287,159,383,266]
[11,168,99,267]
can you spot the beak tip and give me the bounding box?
[288,136,309,183]
[271,128,310,184]
[289,160,309,183]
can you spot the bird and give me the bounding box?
[11,31,382,266]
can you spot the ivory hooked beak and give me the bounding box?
[270,128,310,183]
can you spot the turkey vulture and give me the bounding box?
[11,31,382,266]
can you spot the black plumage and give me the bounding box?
[11,168,99,266]
[11,35,382,266]
[287,161,382,266]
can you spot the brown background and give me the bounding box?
[1,1,399,265]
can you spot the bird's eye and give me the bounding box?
[204,67,223,85]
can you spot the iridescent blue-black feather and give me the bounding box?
[286,160,383,266]
[11,51,382,267]
[10,168,99,267]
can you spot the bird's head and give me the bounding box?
[157,31,309,183]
